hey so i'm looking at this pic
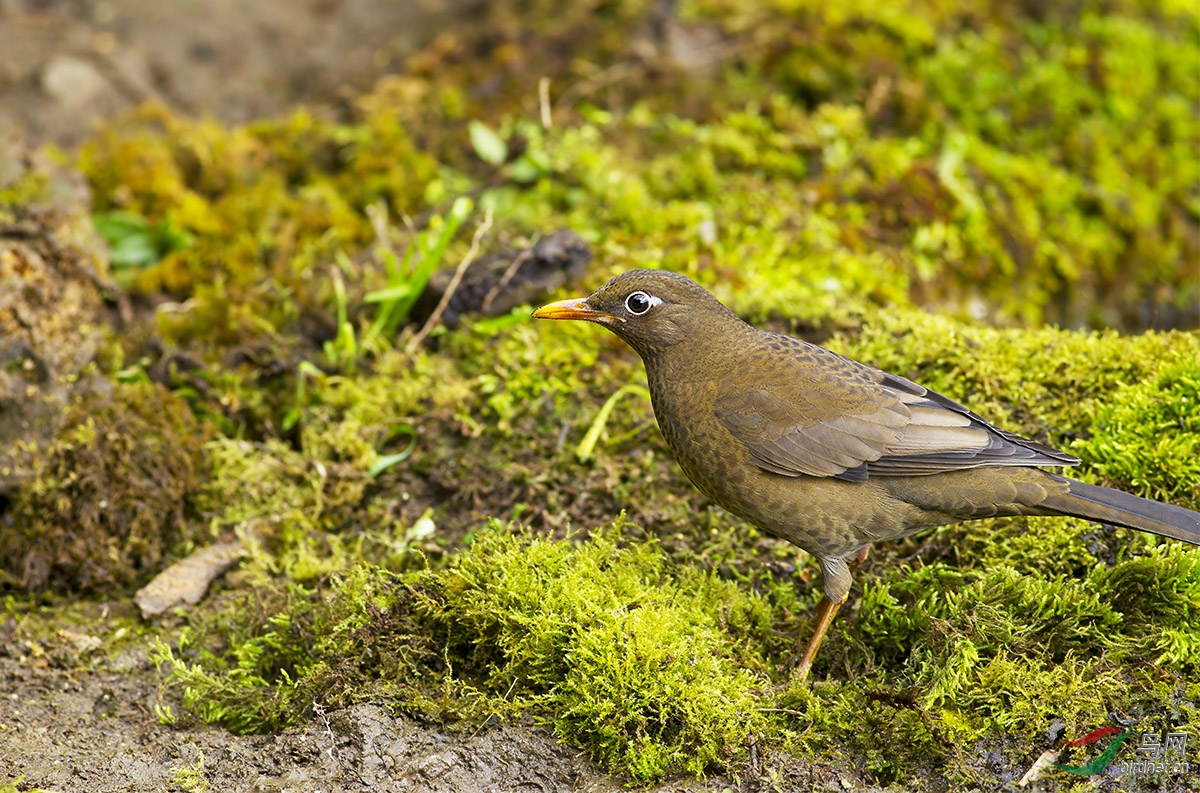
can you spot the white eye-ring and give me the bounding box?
[625,291,660,316]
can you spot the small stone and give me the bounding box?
[40,55,112,109]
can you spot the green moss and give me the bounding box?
[158,491,1199,786]
[773,536,1198,787]
[1094,543,1200,668]
[77,104,437,344]
[851,563,1150,735]
[672,0,1200,326]
[197,437,368,581]
[170,749,208,793]
[296,347,471,458]
[0,169,49,208]
[2,383,210,593]
[74,0,1198,333]
[1073,361,1200,505]
[422,524,773,780]
[159,523,780,782]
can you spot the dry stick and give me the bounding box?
[366,199,395,259]
[539,76,553,130]
[557,61,641,110]
[480,237,538,316]
[407,204,494,351]
[400,211,422,275]
[863,75,894,119]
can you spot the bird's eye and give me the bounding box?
[625,291,656,315]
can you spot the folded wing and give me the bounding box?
[713,335,1078,482]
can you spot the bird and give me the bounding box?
[533,269,1200,678]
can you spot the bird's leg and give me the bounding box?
[795,546,871,680]
[794,597,842,681]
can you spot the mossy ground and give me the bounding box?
[3,0,1198,789]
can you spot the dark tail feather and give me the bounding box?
[1041,478,1200,544]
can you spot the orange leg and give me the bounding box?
[795,546,870,681]
[795,596,844,680]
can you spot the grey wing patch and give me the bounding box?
[866,372,1080,475]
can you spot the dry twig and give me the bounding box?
[480,236,538,316]
[539,76,553,129]
[407,203,494,351]
[366,199,395,259]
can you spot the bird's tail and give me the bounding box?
[1040,477,1200,544]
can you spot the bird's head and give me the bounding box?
[532,269,741,359]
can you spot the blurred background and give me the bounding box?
[0,0,459,145]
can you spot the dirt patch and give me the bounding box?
[0,651,878,792]
[0,653,624,792]
[0,0,467,147]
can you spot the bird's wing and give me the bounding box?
[712,336,1078,482]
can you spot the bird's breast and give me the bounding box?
[644,364,904,559]
[646,371,791,529]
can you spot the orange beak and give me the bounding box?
[532,298,620,323]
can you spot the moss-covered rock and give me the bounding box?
[0,136,111,496]
[2,383,210,592]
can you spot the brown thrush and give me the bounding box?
[533,269,1200,678]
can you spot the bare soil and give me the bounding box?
[0,0,463,147]
[0,652,626,792]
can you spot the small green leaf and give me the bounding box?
[470,306,528,335]
[93,211,193,269]
[93,211,150,237]
[368,422,418,477]
[469,120,508,166]
[114,366,151,384]
[109,234,161,268]
[368,451,414,478]
[577,384,652,462]
[364,285,414,303]
[449,195,475,222]
[505,156,544,183]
